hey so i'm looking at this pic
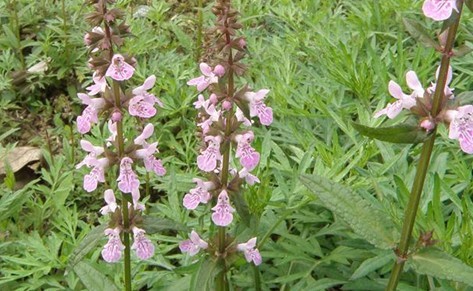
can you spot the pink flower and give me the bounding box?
[237,237,262,266]
[374,71,422,119]
[86,72,107,95]
[77,93,105,134]
[235,131,260,171]
[244,89,273,126]
[131,227,154,260]
[239,168,260,185]
[197,135,222,172]
[129,75,163,118]
[179,230,208,256]
[117,157,140,193]
[83,158,108,192]
[105,54,135,81]
[100,189,118,215]
[76,140,104,169]
[131,189,145,211]
[423,0,458,21]
[427,65,454,98]
[144,156,166,176]
[448,105,473,154]
[211,190,235,226]
[134,123,154,146]
[102,228,124,263]
[182,178,214,210]
[187,63,220,91]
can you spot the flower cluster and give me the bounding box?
[77,0,166,262]
[180,0,267,265]
[374,1,473,154]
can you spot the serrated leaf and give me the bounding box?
[233,191,251,227]
[402,18,440,50]
[141,216,187,234]
[67,225,107,269]
[352,122,430,144]
[409,248,473,286]
[350,251,394,280]
[73,261,119,291]
[300,174,400,249]
[189,258,221,291]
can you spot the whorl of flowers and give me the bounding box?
[374,2,473,154]
[180,0,269,265]
[77,0,165,262]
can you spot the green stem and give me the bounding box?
[253,264,262,291]
[61,0,69,61]
[215,11,235,290]
[10,0,24,69]
[113,80,132,291]
[386,4,463,290]
[195,0,203,61]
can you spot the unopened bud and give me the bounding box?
[213,65,225,77]
[111,110,122,122]
[222,100,232,111]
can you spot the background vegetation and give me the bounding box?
[1,0,473,290]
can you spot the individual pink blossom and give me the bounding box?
[100,189,118,215]
[427,65,454,98]
[374,74,419,119]
[76,140,104,169]
[131,189,145,211]
[182,178,214,210]
[179,230,208,256]
[77,93,106,134]
[134,124,154,146]
[106,120,117,144]
[117,157,140,193]
[83,158,108,192]
[422,0,458,21]
[102,228,125,263]
[211,190,235,226]
[236,107,252,126]
[197,135,222,172]
[131,227,154,260]
[235,131,260,171]
[448,105,473,154]
[244,89,273,126]
[144,155,166,176]
[237,237,262,266]
[187,63,220,92]
[86,72,107,95]
[128,75,163,118]
[239,168,260,185]
[105,54,135,81]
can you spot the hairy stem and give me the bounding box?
[386,4,463,290]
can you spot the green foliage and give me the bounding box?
[352,122,432,144]
[300,174,400,249]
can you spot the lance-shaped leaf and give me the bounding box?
[300,174,400,249]
[189,258,222,291]
[409,248,473,286]
[352,122,431,144]
[141,216,187,234]
[68,224,107,269]
[73,261,119,291]
[402,18,440,50]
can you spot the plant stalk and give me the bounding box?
[386,3,463,290]
[215,10,236,289]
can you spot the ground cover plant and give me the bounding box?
[1,0,473,290]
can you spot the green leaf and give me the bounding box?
[300,174,400,249]
[67,225,107,269]
[189,258,221,291]
[233,191,251,227]
[352,122,430,144]
[350,251,394,280]
[141,216,187,234]
[409,248,473,286]
[466,0,473,12]
[402,18,440,50]
[0,179,38,220]
[73,261,119,291]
